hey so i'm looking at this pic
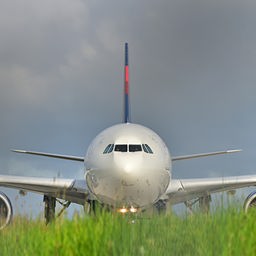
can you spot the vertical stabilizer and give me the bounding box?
[124,42,130,123]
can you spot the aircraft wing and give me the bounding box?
[163,175,256,204]
[0,175,90,205]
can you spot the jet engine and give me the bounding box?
[244,191,256,213]
[0,192,13,229]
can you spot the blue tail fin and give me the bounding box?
[124,43,130,123]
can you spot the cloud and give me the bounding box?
[7,157,83,178]
[0,0,89,73]
[1,0,256,215]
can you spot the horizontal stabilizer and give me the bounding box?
[172,149,242,161]
[11,149,84,162]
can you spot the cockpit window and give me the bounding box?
[111,144,153,153]
[103,144,111,154]
[142,144,148,153]
[108,144,114,153]
[114,144,128,152]
[103,144,114,154]
[145,144,153,154]
[142,144,153,154]
[129,144,142,152]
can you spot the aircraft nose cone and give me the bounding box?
[114,154,143,176]
[123,163,135,174]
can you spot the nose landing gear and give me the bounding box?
[154,199,167,214]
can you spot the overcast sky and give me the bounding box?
[1,0,256,216]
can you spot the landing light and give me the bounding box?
[130,206,137,213]
[118,208,128,214]
[118,207,138,214]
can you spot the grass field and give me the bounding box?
[0,207,256,256]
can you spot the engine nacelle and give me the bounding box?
[0,192,13,229]
[244,191,256,213]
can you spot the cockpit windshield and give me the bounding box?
[114,144,127,152]
[103,143,153,154]
[129,144,142,152]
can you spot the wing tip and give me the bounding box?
[11,149,27,153]
[226,149,242,153]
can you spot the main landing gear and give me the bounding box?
[43,196,105,224]
[43,195,71,224]
[43,196,55,224]
[184,195,211,214]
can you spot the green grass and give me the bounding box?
[1,208,256,256]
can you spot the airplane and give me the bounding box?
[1,43,256,229]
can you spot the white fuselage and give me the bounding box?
[85,123,171,209]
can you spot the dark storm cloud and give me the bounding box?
[1,0,256,214]
[1,0,256,168]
